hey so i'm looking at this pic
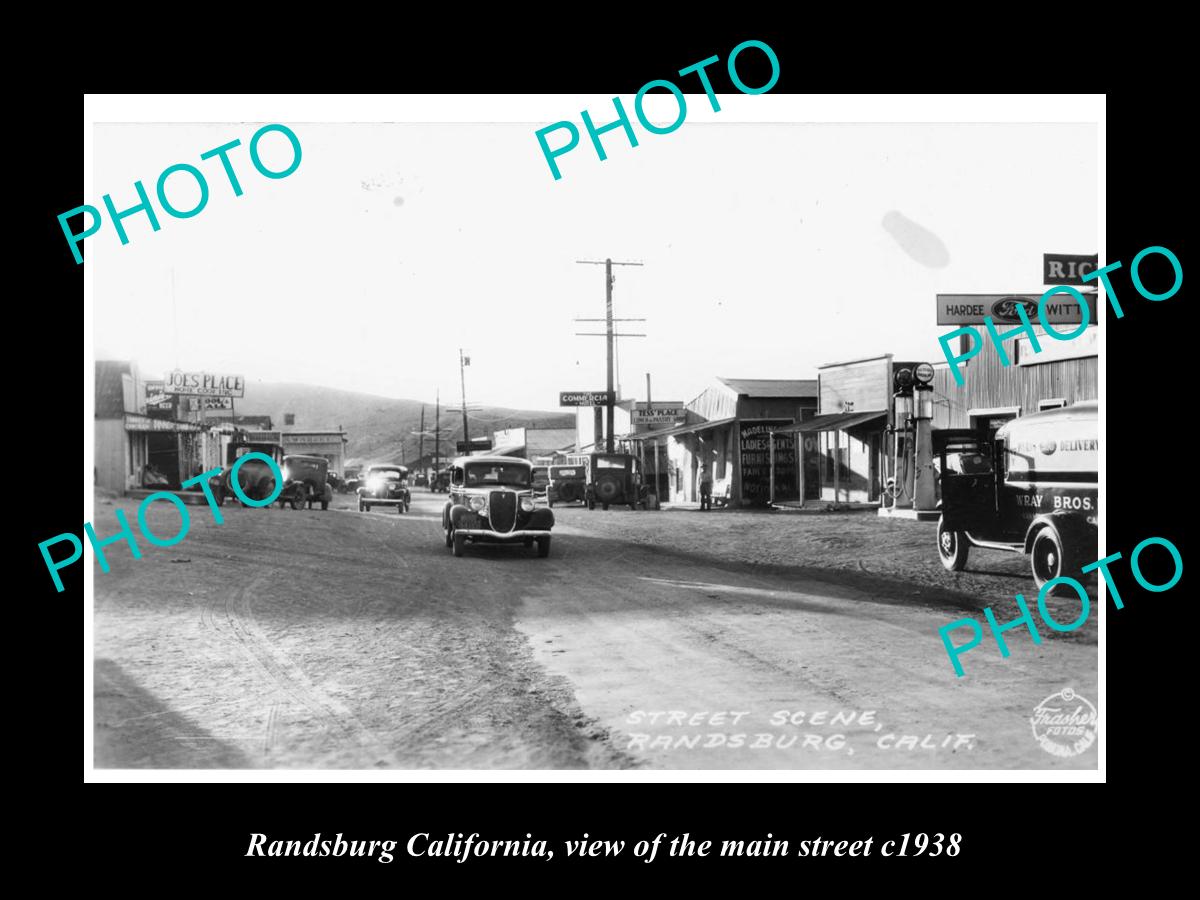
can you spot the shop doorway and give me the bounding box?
[146,432,180,488]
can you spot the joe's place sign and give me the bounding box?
[164,371,246,398]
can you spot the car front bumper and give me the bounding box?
[455,529,552,541]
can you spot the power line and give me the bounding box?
[575,258,646,453]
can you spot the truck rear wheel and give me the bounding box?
[937,516,970,572]
[1031,526,1071,590]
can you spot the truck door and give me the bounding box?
[937,432,999,536]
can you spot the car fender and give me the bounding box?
[527,508,555,530]
[449,503,475,530]
[1023,511,1094,555]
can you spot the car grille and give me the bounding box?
[489,490,517,533]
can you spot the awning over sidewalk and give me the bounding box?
[124,413,204,433]
[630,415,739,440]
[786,410,887,433]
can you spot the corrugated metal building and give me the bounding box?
[931,327,1098,431]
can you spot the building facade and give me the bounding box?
[657,378,818,507]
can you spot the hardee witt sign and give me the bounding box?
[1043,253,1098,286]
[164,371,246,397]
[559,391,614,407]
[936,294,1098,327]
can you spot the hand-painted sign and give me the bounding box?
[559,391,614,407]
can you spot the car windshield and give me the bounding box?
[465,464,531,487]
[550,467,581,478]
[372,470,405,481]
[595,457,628,469]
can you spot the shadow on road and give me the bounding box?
[94,658,254,769]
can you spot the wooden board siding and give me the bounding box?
[932,353,1098,429]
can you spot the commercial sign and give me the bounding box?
[144,380,173,410]
[632,402,685,426]
[456,438,493,453]
[1016,327,1099,366]
[936,294,1098,327]
[559,391,614,407]
[1043,253,1098,286]
[739,421,797,503]
[164,370,246,397]
[187,396,234,411]
[284,433,345,444]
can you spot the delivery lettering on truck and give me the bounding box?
[934,401,1098,588]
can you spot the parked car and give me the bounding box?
[343,467,363,493]
[935,401,1098,590]
[442,456,555,557]
[210,441,286,507]
[413,472,430,488]
[531,466,550,499]
[546,463,587,507]
[279,454,334,511]
[357,465,411,513]
[587,452,648,511]
[431,469,452,493]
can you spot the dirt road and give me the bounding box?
[92,490,1097,769]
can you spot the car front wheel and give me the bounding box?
[453,533,466,557]
[536,536,551,558]
[936,516,970,572]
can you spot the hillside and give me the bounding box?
[236,382,574,467]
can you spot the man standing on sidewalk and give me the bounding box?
[699,464,713,511]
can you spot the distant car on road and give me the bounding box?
[280,454,334,511]
[211,441,286,507]
[431,469,451,493]
[442,456,554,557]
[358,465,411,513]
[587,452,648,511]
[546,463,587,507]
[531,465,550,500]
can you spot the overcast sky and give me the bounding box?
[93,110,1096,411]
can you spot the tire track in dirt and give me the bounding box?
[219,573,402,767]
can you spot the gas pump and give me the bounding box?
[881,362,938,519]
[911,362,937,512]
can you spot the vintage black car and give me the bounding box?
[280,454,334,511]
[442,456,554,557]
[587,452,647,511]
[546,463,587,507]
[431,469,452,493]
[531,465,550,499]
[357,465,411,513]
[210,441,286,507]
[936,402,1098,589]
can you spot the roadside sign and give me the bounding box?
[1043,253,1098,286]
[456,438,493,453]
[559,391,613,407]
[164,370,246,397]
[936,293,1097,326]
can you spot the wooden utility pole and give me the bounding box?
[575,258,645,453]
[418,405,425,468]
[459,349,470,446]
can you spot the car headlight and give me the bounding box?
[520,497,535,512]
[469,495,486,512]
